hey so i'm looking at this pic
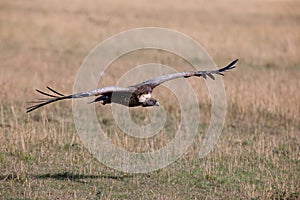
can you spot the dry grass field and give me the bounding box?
[1,0,300,199]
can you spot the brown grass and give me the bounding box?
[0,0,300,199]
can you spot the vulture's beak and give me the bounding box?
[155,102,160,107]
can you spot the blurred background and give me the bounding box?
[0,0,299,199]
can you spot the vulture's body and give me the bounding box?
[26,59,238,113]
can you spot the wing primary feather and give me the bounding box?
[218,59,238,72]
[27,99,48,104]
[207,73,215,80]
[36,89,58,98]
[47,86,64,96]
[26,95,71,113]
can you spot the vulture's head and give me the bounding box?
[142,98,159,107]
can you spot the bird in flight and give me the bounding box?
[26,59,238,113]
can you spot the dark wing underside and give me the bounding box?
[26,86,135,113]
[131,59,238,89]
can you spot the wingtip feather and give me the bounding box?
[228,59,238,66]
[46,86,64,96]
[207,73,215,80]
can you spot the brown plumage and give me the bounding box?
[26,59,238,113]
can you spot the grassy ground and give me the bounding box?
[1,0,300,199]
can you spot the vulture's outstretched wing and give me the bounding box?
[132,59,238,89]
[26,86,135,113]
[27,59,238,113]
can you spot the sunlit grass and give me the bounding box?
[0,0,299,199]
